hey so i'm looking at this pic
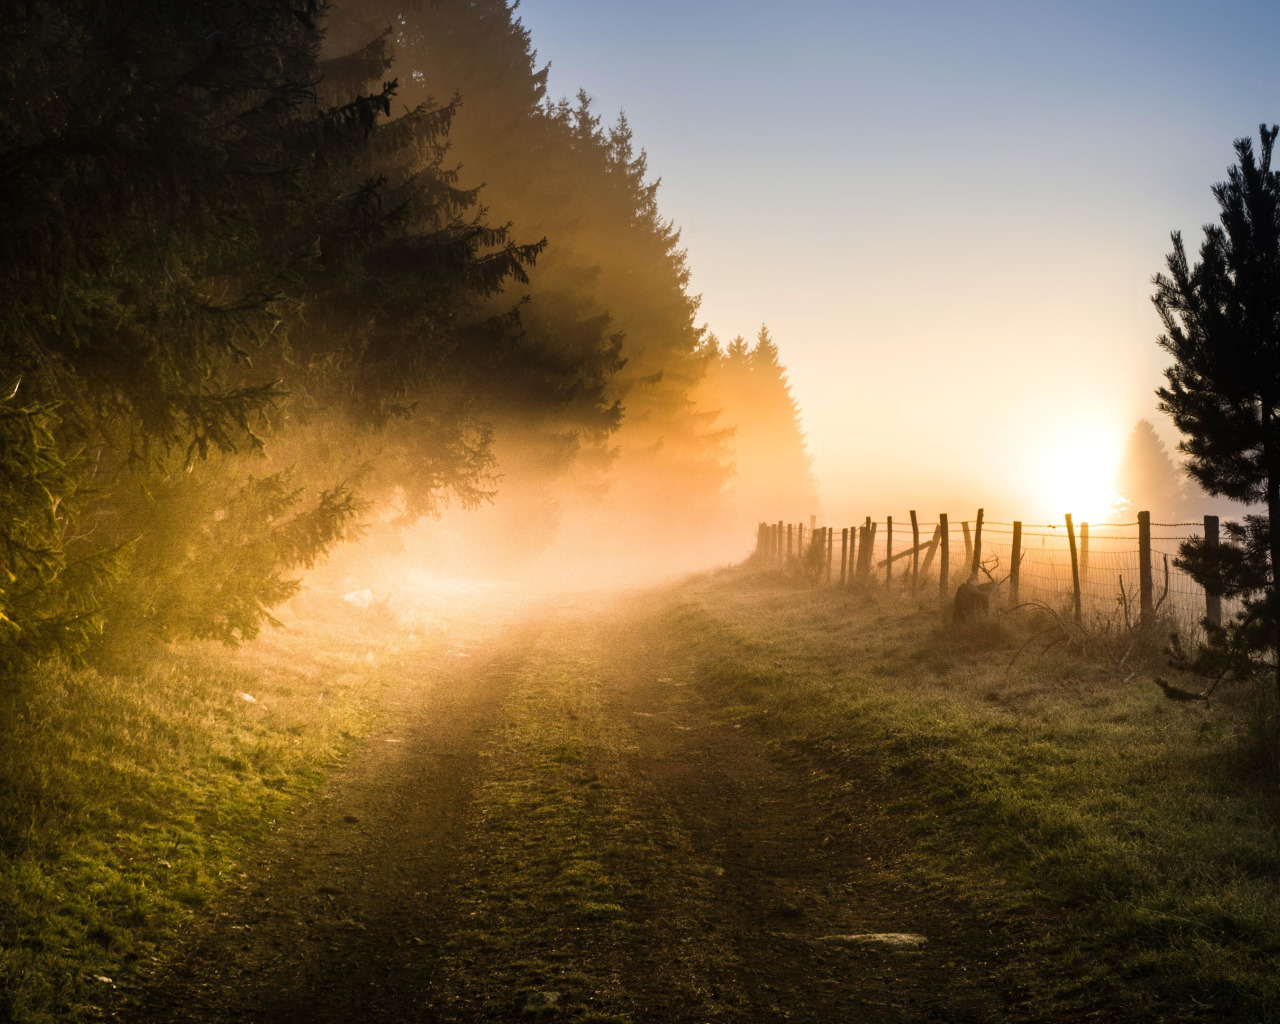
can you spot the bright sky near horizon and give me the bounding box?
[516,0,1280,524]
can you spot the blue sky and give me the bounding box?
[516,1,1280,519]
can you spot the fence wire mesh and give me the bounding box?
[756,515,1235,641]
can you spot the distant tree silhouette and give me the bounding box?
[1154,124,1280,704]
[700,326,818,522]
[1114,420,1188,519]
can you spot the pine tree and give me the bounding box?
[1115,420,1188,519]
[0,0,560,663]
[698,326,818,525]
[1,0,348,660]
[1154,124,1280,702]
[344,0,730,548]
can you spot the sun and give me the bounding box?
[1032,420,1124,524]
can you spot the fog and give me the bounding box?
[10,0,1265,666]
[286,1,1259,603]
[511,1,1280,542]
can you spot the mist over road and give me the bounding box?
[119,584,1014,1023]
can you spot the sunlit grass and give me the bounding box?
[0,599,414,1024]
[7,562,1278,1021]
[435,623,647,1021]
[675,570,1280,1020]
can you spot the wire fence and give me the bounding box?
[754,513,1234,641]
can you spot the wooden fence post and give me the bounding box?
[799,523,805,558]
[776,522,783,565]
[961,520,973,569]
[827,526,834,580]
[840,528,849,583]
[1205,515,1222,628]
[866,520,877,580]
[970,508,984,579]
[885,516,894,590]
[1066,513,1081,624]
[1138,511,1153,626]
[910,511,920,592]
[787,523,794,562]
[920,524,942,578]
[1080,521,1089,587]
[1010,521,1022,606]
[939,513,950,599]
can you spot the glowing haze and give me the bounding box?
[516,0,1280,526]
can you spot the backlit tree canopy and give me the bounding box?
[0,0,816,667]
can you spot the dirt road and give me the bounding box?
[118,586,1027,1023]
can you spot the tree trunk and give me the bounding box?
[1269,465,1280,704]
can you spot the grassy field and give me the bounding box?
[373,569,1280,1021]
[0,595,435,1024]
[4,566,1279,1022]
[669,569,1280,1019]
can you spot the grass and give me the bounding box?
[6,563,1279,1021]
[428,603,777,1021]
[433,618,645,1022]
[0,597,420,1024]
[673,569,1280,1021]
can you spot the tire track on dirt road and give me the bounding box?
[116,621,544,1024]
[114,584,1028,1022]
[594,592,1017,1022]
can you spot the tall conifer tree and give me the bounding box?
[0,0,582,661]
[336,0,729,548]
[1155,125,1280,704]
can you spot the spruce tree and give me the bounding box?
[1115,420,1188,520]
[697,326,818,526]
[1,0,348,659]
[0,0,557,662]
[348,1,729,546]
[1154,125,1280,701]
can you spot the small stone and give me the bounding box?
[523,990,561,1013]
[815,932,926,948]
